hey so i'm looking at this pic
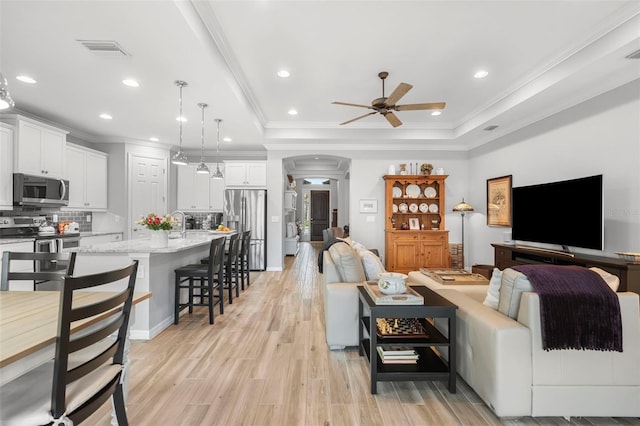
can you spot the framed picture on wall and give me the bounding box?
[408,218,420,230]
[487,175,512,226]
[359,199,378,213]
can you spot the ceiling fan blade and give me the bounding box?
[384,83,413,106]
[339,111,377,125]
[395,102,446,111]
[332,101,374,109]
[384,111,402,128]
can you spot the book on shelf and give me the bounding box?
[376,346,419,364]
[364,283,424,305]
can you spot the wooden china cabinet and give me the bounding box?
[384,175,450,273]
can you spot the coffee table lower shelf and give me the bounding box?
[360,338,450,380]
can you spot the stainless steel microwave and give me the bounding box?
[13,173,70,207]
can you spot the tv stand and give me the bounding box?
[515,244,575,258]
[492,243,640,294]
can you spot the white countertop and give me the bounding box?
[0,238,35,245]
[70,232,227,254]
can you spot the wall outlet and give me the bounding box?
[86,215,91,223]
[52,214,58,222]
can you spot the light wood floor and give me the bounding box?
[88,242,640,426]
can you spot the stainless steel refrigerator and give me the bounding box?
[223,189,267,270]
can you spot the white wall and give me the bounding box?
[467,81,640,267]
[347,151,469,261]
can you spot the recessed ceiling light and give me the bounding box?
[149,137,159,142]
[474,70,489,79]
[288,109,298,115]
[277,70,290,78]
[16,75,36,84]
[122,79,139,87]
[223,137,232,142]
[176,116,187,122]
[431,111,442,116]
[99,113,112,120]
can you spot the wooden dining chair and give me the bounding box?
[0,251,77,291]
[0,260,139,425]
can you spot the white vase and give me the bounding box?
[150,230,169,248]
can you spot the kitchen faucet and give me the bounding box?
[171,210,187,238]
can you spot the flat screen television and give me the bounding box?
[511,174,603,251]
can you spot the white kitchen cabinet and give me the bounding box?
[208,163,225,211]
[0,123,13,210]
[284,190,297,211]
[177,164,210,211]
[0,241,34,291]
[224,161,267,187]
[4,115,67,179]
[65,144,108,211]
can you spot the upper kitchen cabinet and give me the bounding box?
[65,144,108,211]
[0,123,13,210]
[224,161,267,188]
[3,114,67,179]
[177,164,210,211]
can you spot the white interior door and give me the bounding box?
[129,154,167,240]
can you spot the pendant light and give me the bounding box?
[211,118,224,179]
[171,80,188,166]
[0,72,15,110]
[195,103,210,174]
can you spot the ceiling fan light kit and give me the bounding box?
[171,80,189,166]
[332,71,445,127]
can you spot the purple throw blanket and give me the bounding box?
[512,265,622,352]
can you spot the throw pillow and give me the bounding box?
[482,268,502,310]
[498,268,534,319]
[337,236,353,246]
[327,242,366,283]
[589,267,620,292]
[351,241,367,252]
[358,250,386,281]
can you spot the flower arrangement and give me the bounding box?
[420,163,433,175]
[137,213,176,231]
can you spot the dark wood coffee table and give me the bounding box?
[358,285,458,394]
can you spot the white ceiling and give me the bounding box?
[1,1,639,173]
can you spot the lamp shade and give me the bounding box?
[453,198,474,212]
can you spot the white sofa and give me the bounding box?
[408,270,640,418]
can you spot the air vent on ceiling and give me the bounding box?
[77,40,130,56]
[625,49,640,59]
[484,125,499,131]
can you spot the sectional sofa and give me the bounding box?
[320,240,640,418]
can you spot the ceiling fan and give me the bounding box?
[332,71,445,128]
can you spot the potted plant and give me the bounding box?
[137,213,176,248]
[420,163,433,175]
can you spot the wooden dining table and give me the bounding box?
[0,290,152,386]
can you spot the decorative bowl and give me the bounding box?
[377,272,409,295]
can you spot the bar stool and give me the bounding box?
[174,237,225,325]
[239,230,251,290]
[223,232,241,304]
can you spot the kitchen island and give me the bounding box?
[70,232,227,340]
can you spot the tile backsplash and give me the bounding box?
[0,208,93,233]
